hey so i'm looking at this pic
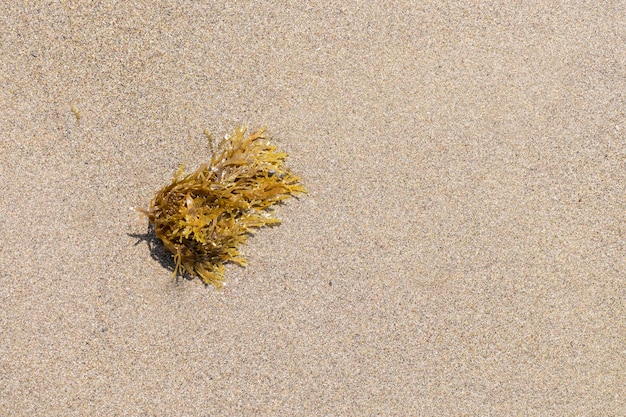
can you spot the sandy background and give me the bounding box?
[1,1,625,415]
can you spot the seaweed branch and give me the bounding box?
[138,127,305,287]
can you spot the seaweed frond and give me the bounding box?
[139,126,305,287]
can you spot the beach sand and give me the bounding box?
[1,1,624,415]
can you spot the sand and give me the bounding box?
[1,1,624,415]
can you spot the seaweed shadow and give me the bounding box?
[128,224,195,282]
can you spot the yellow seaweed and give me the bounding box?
[139,127,305,287]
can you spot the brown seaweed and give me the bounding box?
[138,127,305,287]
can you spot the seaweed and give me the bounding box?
[138,127,305,287]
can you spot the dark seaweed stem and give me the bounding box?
[139,127,305,287]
